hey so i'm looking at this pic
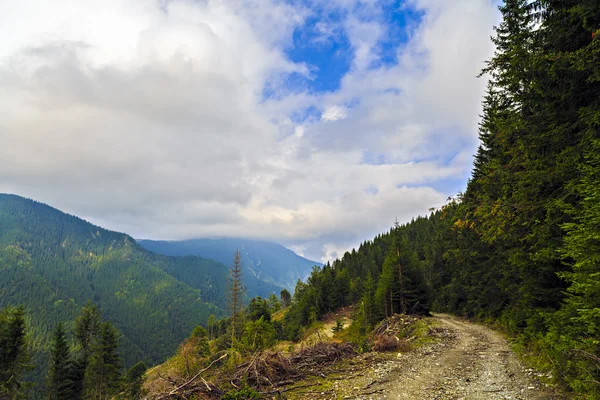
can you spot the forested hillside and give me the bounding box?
[138,238,321,291]
[285,1,600,396]
[0,194,234,383]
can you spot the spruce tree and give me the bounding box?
[72,303,101,399]
[74,303,101,363]
[375,246,396,318]
[279,289,291,308]
[228,249,245,346]
[0,305,32,400]
[83,322,121,399]
[360,272,376,329]
[550,139,600,395]
[123,362,147,399]
[46,323,72,400]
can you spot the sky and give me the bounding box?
[0,0,500,263]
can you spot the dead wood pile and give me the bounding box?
[372,314,420,337]
[151,343,357,399]
[370,314,421,352]
[291,342,356,371]
[232,351,299,389]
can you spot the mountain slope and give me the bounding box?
[138,237,321,291]
[0,194,230,371]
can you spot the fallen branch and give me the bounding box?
[200,376,212,391]
[158,353,228,399]
[261,383,319,395]
[572,349,600,364]
[157,372,178,386]
[363,379,388,389]
[360,388,385,395]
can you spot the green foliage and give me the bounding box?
[545,139,600,395]
[267,294,281,314]
[284,218,437,340]
[74,302,101,363]
[83,321,121,399]
[0,194,225,392]
[242,317,276,352]
[221,387,261,400]
[331,319,345,334]
[279,289,291,308]
[0,305,32,399]
[122,361,147,399]
[46,323,72,400]
[278,3,600,398]
[246,297,271,322]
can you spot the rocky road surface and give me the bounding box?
[342,314,562,400]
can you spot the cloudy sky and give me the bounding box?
[0,0,500,262]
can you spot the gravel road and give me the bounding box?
[344,314,562,400]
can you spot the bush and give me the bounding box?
[331,318,345,333]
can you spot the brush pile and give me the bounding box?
[291,342,356,371]
[232,351,299,389]
[372,314,421,338]
[151,343,357,399]
[370,314,422,352]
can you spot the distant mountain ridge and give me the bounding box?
[138,237,321,291]
[0,194,279,374]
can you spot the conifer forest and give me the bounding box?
[1,0,599,399]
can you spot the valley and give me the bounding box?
[1,1,599,399]
[0,194,314,394]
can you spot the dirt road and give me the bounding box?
[342,314,561,400]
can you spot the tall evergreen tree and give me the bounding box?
[280,289,291,308]
[46,323,72,400]
[375,243,397,318]
[360,272,376,329]
[123,361,147,399]
[0,306,32,400]
[83,322,121,400]
[74,303,101,364]
[548,139,600,395]
[228,249,245,346]
[71,303,101,399]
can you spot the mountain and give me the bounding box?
[0,194,275,375]
[138,238,321,291]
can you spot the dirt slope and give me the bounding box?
[337,314,562,400]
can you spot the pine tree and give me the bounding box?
[83,322,121,399]
[360,272,376,329]
[0,306,32,400]
[123,362,147,399]
[46,323,72,400]
[228,249,245,346]
[279,289,291,308]
[72,303,101,399]
[375,248,395,318]
[207,315,217,341]
[74,303,101,363]
[550,139,600,395]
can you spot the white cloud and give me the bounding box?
[0,0,499,263]
[321,105,348,122]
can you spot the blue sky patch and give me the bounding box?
[275,0,424,96]
[285,14,353,93]
[371,1,424,70]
